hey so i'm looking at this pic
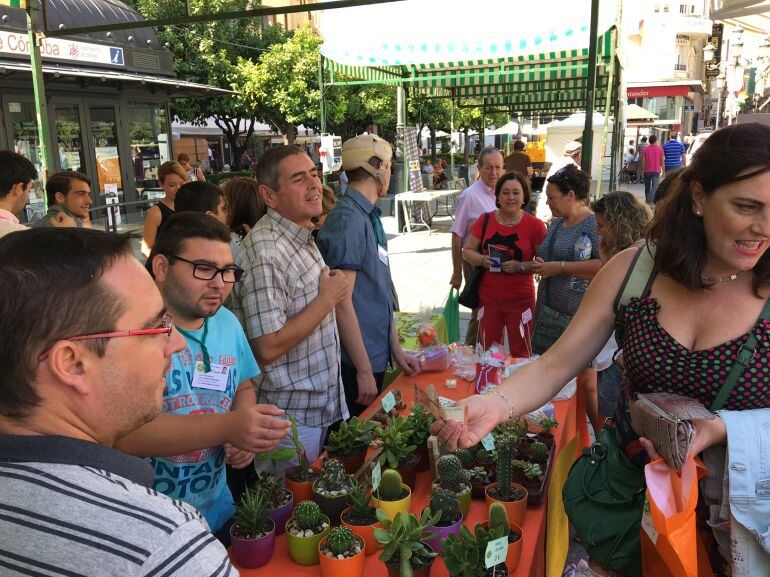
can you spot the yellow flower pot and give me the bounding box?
[370,484,412,520]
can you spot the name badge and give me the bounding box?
[378,245,389,266]
[192,362,229,391]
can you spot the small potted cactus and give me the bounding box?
[485,432,528,527]
[454,448,474,469]
[341,476,380,555]
[375,416,420,487]
[433,454,472,518]
[319,525,366,577]
[254,470,293,536]
[229,486,276,569]
[286,500,331,565]
[325,416,377,475]
[405,403,435,472]
[312,457,354,526]
[530,441,549,464]
[440,522,508,577]
[370,469,412,520]
[487,503,523,572]
[470,466,494,498]
[423,487,463,554]
[374,508,440,577]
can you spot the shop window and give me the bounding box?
[90,105,124,201]
[6,100,45,222]
[54,104,85,173]
[126,101,169,195]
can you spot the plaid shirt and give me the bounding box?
[232,209,348,427]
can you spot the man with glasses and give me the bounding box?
[118,212,290,545]
[0,227,237,575]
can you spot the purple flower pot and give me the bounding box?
[267,489,294,536]
[230,519,276,569]
[425,515,463,554]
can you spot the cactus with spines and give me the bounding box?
[429,487,461,527]
[294,500,322,530]
[327,526,357,556]
[317,457,350,495]
[378,469,404,501]
[496,432,518,502]
[475,448,494,466]
[436,454,471,494]
[531,441,548,463]
[454,448,473,468]
[488,502,509,536]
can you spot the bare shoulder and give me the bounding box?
[587,247,641,302]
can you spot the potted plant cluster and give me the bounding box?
[312,457,354,526]
[371,469,412,520]
[433,454,472,518]
[341,476,380,555]
[485,432,528,527]
[286,500,331,566]
[229,486,276,569]
[485,503,523,571]
[423,487,463,554]
[376,416,420,487]
[405,403,435,472]
[319,526,366,577]
[374,508,440,577]
[440,521,508,577]
[253,470,294,536]
[325,416,377,475]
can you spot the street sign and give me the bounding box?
[684,105,695,112]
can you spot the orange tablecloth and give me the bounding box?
[232,370,585,577]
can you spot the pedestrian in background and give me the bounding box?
[663,131,687,170]
[142,161,189,257]
[641,134,665,205]
[222,176,267,247]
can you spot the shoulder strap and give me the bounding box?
[542,219,564,308]
[479,211,491,249]
[711,298,770,411]
[613,243,657,317]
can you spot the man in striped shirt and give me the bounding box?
[0,228,237,576]
[663,132,687,170]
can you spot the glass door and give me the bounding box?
[54,103,87,174]
[88,104,125,202]
[2,96,45,222]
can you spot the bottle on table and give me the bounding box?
[570,231,592,293]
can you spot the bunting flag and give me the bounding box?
[0,0,26,8]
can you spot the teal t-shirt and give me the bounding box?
[150,306,260,532]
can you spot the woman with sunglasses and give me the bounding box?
[432,123,770,576]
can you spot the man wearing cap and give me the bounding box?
[317,134,421,417]
[540,140,583,222]
[449,146,504,346]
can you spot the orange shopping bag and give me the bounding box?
[640,456,713,577]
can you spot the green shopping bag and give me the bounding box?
[442,288,460,344]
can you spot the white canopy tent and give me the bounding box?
[545,112,614,177]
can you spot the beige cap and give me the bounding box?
[341,133,393,176]
[564,140,582,155]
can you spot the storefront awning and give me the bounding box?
[0,60,232,98]
[626,81,704,99]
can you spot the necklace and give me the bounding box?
[701,271,741,283]
[496,210,524,226]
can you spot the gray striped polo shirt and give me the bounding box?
[0,434,237,577]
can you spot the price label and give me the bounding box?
[481,433,496,451]
[382,391,396,413]
[485,535,508,568]
[521,308,533,325]
[372,461,382,492]
[519,322,525,338]
[477,306,485,320]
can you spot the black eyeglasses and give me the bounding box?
[167,254,245,283]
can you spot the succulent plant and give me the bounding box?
[531,441,548,463]
[488,502,509,535]
[315,457,351,495]
[294,500,322,531]
[454,448,473,468]
[436,454,471,494]
[233,486,273,537]
[327,526,357,556]
[254,470,285,509]
[440,523,507,577]
[378,468,404,501]
[376,415,418,469]
[470,466,488,483]
[406,403,435,447]
[536,415,558,433]
[345,476,377,525]
[429,487,461,527]
[257,413,315,482]
[375,509,440,577]
[496,432,524,502]
[523,462,544,482]
[325,416,377,458]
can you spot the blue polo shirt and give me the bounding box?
[663,139,686,169]
[316,187,393,373]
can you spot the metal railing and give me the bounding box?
[88,198,157,234]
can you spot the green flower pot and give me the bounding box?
[286,513,331,566]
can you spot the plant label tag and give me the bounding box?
[382,391,396,413]
[485,536,508,568]
[641,495,658,545]
[481,433,496,451]
[372,460,382,492]
[522,308,533,325]
[519,322,525,338]
[477,306,485,320]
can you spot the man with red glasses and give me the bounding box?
[0,227,237,575]
[118,212,290,545]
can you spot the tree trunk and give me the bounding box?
[284,124,296,145]
[463,129,470,164]
[430,127,436,159]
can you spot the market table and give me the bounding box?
[231,369,588,577]
[394,189,461,234]
[393,311,448,351]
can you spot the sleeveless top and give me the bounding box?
[615,296,770,461]
[158,201,175,230]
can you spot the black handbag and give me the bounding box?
[531,220,572,354]
[458,212,491,310]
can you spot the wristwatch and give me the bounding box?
[519,263,527,273]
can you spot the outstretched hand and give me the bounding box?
[428,394,508,450]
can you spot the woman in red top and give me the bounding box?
[463,172,547,357]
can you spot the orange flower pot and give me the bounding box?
[341,507,380,555]
[477,520,523,572]
[318,534,365,577]
[484,482,528,527]
[285,465,320,504]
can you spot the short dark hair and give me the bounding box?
[0,228,132,419]
[648,123,770,294]
[513,141,526,152]
[46,171,91,206]
[546,164,591,201]
[149,212,232,277]
[222,177,266,237]
[496,171,531,209]
[174,181,224,214]
[0,150,38,199]
[255,145,306,190]
[648,135,658,144]
[346,156,384,185]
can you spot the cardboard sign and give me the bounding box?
[413,383,467,424]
